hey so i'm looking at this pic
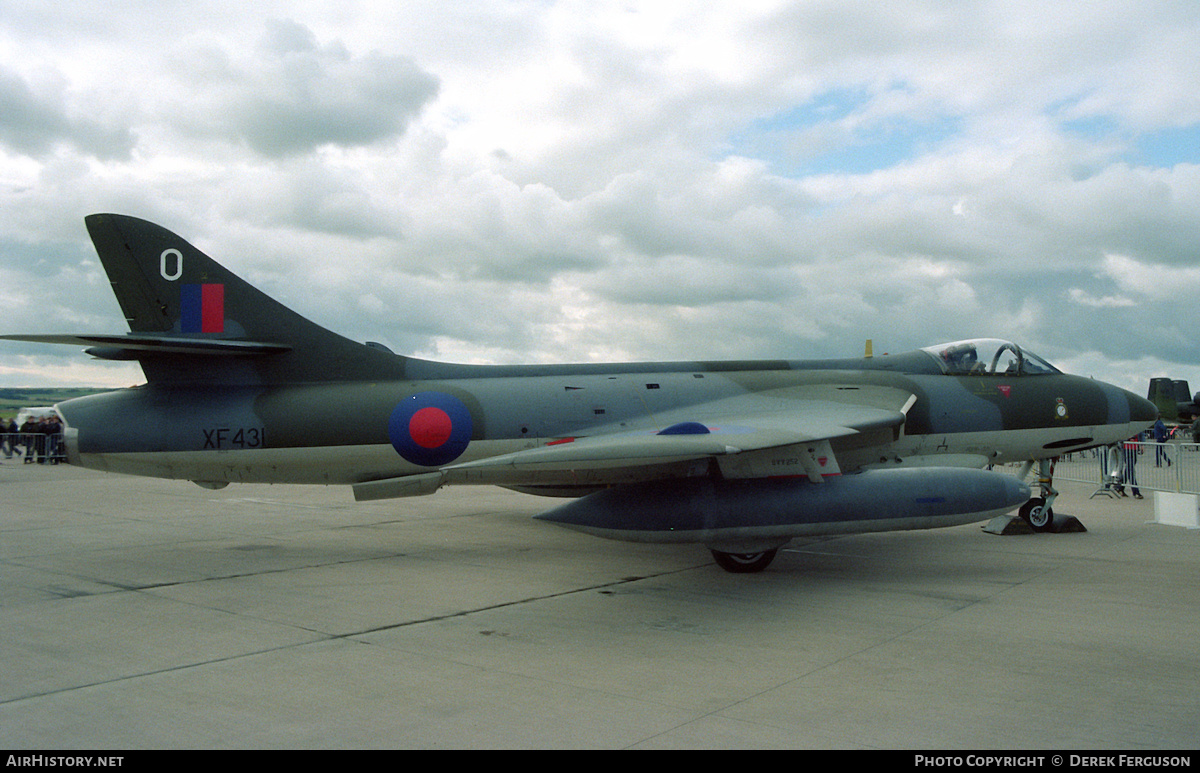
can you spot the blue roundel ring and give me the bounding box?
[388,391,473,467]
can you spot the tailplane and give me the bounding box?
[5,214,409,385]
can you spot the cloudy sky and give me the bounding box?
[1,0,1198,395]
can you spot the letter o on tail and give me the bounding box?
[160,249,184,281]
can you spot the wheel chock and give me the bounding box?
[1047,514,1086,533]
[983,515,1032,535]
[982,514,1087,534]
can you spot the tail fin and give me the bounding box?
[81,214,409,385]
[1148,378,1177,421]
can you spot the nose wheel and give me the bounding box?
[1018,458,1058,532]
[1019,497,1054,531]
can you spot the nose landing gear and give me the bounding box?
[1019,496,1054,531]
[987,455,1086,535]
[1004,457,1083,534]
[1017,458,1058,532]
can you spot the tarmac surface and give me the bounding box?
[1,459,1197,749]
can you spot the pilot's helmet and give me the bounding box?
[941,343,975,362]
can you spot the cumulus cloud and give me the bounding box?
[1067,288,1137,308]
[0,66,135,160]
[1,1,1199,394]
[164,19,439,157]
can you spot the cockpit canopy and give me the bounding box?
[921,339,1060,376]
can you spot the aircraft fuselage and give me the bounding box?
[56,354,1153,491]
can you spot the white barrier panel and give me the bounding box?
[1153,492,1200,529]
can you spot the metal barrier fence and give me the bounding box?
[0,432,66,464]
[1051,441,1200,495]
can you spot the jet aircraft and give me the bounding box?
[1147,377,1200,424]
[3,215,1157,572]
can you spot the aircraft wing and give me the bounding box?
[361,385,911,496]
[457,406,904,472]
[489,382,913,461]
[355,385,915,500]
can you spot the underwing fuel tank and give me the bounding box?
[536,467,1031,545]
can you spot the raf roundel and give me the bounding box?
[388,392,474,467]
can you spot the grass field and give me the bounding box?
[0,388,110,420]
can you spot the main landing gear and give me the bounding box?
[1018,458,1058,532]
[710,548,779,573]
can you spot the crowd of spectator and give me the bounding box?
[1,415,65,463]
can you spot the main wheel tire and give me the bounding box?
[710,548,778,573]
[1019,498,1054,532]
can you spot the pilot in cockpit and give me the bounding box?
[939,343,978,374]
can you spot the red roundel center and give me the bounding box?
[409,407,454,449]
